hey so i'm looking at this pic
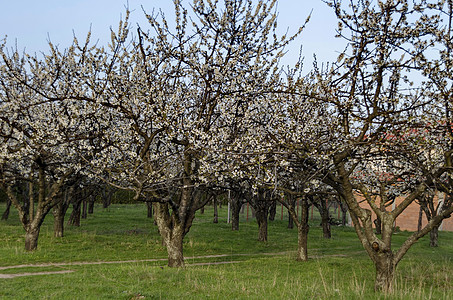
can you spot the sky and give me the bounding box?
[0,1,345,72]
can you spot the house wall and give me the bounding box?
[356,193,453,232]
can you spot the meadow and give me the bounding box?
[0,202,452,299]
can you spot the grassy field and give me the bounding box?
[0,202,452,299]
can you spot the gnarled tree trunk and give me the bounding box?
[25,225,40,251]
[253,189,271,242]
[153,202,189,267]
[166,229,185,267]
[374,251,396,293]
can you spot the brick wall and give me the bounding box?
[355,193,453,232]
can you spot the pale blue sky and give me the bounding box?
[0,1,344,70]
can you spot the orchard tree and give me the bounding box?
[82,0,304,267]
[415,0,453,246]
[317,0,453,293]
[0,36,105,250]
[209,65,334,258]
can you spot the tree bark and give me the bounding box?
[249,189,271,242]
[297,198,310,261]
[374,253,396,293]
[24,226,40,251]
[1,199,11,220]
[314,198,331,239]
[153,201,194,268]
[417,205,423,232]
[268,200,276,221]
[256,212,268,242]
[166,233,184,267]
[287,196,296,229]
[288,212,294,229]
[88,195,95,214]
[146,201,153,218]
[53,208,65,238]
[81,199,87,219]
[52,201,68,237]
[254,191,270,242]
[101,185,113,208]
[68,201,81,227]
[337,199,348,226]
[430,224,439,247]
[52,188,71,237]
[230,196,242,230]
[213,196,218,224]
[374,217,382,235]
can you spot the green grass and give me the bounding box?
[0,202,452,299]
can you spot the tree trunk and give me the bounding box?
[257,214,268,242]
[1,199,11,220]
[53,209,65,238]
[102,186,113,208]
[297,198,310,261]
[81,199,87,219]
[24,226,40,251]
[165,232,185,268]
[68,201,81,226]
[417,205,423,232]
[430,224,439,247]
[374,217,382,235]
[288,212,294,229]
[321,213,331,238]
[230,197,242,230]
[374,255,396,293]
[52,190,71,237]
[146,201,153,218]
[287,196,296,229]
[213,197,218,224]
[153,201,193,268]
[268,200,276,221]
[103,196,111,208]
[255,202,269,242]
[314,198,331,239]
[252,190,270,242]
[52,203,68,237]
[339,200,348,226]
[88,195,95,214]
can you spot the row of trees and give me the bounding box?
[1,0,453,293]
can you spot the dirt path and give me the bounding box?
[0,250,362,279]
[0,270,74,279]
[0,254,231,271]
